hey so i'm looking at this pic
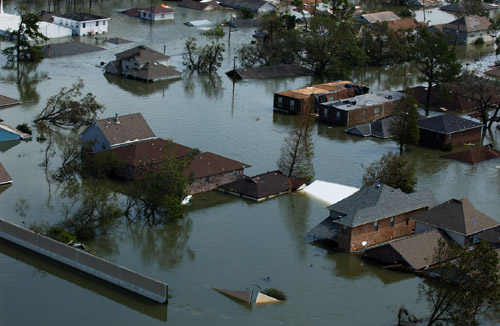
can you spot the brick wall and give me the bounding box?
[319,98,400,126]
[273,94,308,114]
[187,169,244,194]
[419,127,482,148]
[338,207,428,252]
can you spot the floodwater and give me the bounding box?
[1,0,500,325]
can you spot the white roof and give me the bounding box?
[0,12,72,39]
[300,180,359,205]
[185,19,213,27]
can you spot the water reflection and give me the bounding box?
[183,73,223,99]
[0,63,46,106]
[0,239,168,322]
[103,73,179,97]
[278,193,310,258]
[351,64,419,91]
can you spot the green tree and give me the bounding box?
[398,240,500,326]
[389,92,420,155]
[182,38,225,74]
[1,6,48,82]
[363,23,413,66]
[201,24,225,39]
[277,112,315,183]
[237,8,255,20]
[34,79,105,128]
[412,29,462,116]
[362,152,416,193]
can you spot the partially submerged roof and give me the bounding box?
[42,41,104,58]
[227,18,260,28]
[103,38,132,45]
[443,15,491,32]
[0,94,21,107]
[275,81,356,98]
[129,62,182,81]
[442,145,500,164]
[184,19,213,27]
[90,113,156,147]
[218,170,304,200]
[187,152,250,179]
[440,2,498,13]
[178,0,221,11]
[115,45,170,63]
[365,229,448,270]
[345,116,395,139]
[219,0,276,11]
[212,288,252,303]
[54,13,109,21]
[0,162,13,185]
[102,138,194,167]
[328,183,437,227]
[412,85,476,113]
[476,225,500,246]
[139,5,176,14]
[227,65,314,80]
[413,198,499,236]
[418,114,483,134]
[300,180,359,205]
[0,123,32,140]
[322,91,405,112]
[360,11,400,24]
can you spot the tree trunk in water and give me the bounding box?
[487,103,500,129]
[425,83,432,117]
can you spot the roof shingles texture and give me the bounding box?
[187,152,250,179]
[0,162,13,185]
[418,114,483,134]
[442,145,500,164]
[95,113,156,146]
[443,15,491,32]
[55,13,109,21]
[115,45,170,63]
[413,198,499,236]
[328,183,437,227]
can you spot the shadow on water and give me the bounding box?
[310,241,415,285]
[0,140,21,152]
[103,72,180,97]
[0,238,168,322]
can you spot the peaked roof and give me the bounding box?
[178,0,221,10]
[328,183,437,227]
[54,13,109,21]
[139,5,175,14]
[187,152,250,179]
[345,116,395,139]
[413,198,499,236]
[91,113,156,147]
[219,0,276,10]
[443,15,491,32]
[102,138,194,166]
[440,2,498,13]
[412,86,476,113]
[218,170,304,200]
[442,145,500,164]
[418,114,483,134]
[228,64,315,80]
[130,62,181,81]
[115,45,170,63]
[0,94,21,107]
[0,162,13,185]
[361,11,400,24]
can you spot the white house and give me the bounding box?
[52,13,110,36]
[81,113,156,153]
[138,5,176,21]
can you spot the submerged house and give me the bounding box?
[442,15,492,45]
[138,5,176,21]
[178,0,222,11]
[81,113,156,153]
[0,124,32,141]
[309,183,437,252]
[52,13,110,36]
[441,144,500,164]
[187,152,251,194]
[0,162,12,186]
[105,45,182,82]
[318,91,405,127]
[273,81,369,114]
[418,114,483,148]
[218,170,305,201]
[413,198,499,247]
[345,116,395,139]
[219,0,277,12]
[412,86,476,113]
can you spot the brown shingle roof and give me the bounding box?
[104,138,194,167]
[0,162,13,185]
[187,152,250,179]
[178,0,221,10]
[115,45,170,63]
[414,198,499,236]
[443,15,491,33]
[0,94,21,107]
[442,145,500,164]
[131,62,181,81]
[94,113,156,147]
[139,5,176,14]
[412,86,476,113]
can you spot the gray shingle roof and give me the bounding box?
[345,116,395,139]
[443,15,491,33]
[219,0,275,11]
[440,2,498,13]
[328,183,437,227]
[0,94,21,107]
[130,62,181,81]
[413,198,499,236]
[418,114,483,134]
[42,41,104,58]
[94,113,156,147]
[115,45,170,63]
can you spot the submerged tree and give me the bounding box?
[182,38,225,74]
[412,29,462,116]
[397,240,500,326]
[1,6,48,82]
[34,79,104,128]
[277,111,315,183]
[362,152,416,193]
[389,92,420,155]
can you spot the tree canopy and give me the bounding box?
[362,152,416,193]
[389,92,420,154]
[182,38,225,74]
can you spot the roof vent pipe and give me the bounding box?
[115,113,120,124]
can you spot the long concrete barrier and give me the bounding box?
[0,219,168,303]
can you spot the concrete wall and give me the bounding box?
[0,219,168,303]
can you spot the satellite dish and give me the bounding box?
[362,241,367,246]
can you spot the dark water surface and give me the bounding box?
[1,1,499,325]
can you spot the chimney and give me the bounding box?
[115,113,120,124]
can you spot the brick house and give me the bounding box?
[413,198,499,247]
[309,183,437,252]
[318,91,405,127]
[273,81,368,114]
[186,152,250,194]
[418,114,483,148]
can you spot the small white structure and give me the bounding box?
[300,180,359,205]
[52,13,110,36]
[358,11,400,24]
[139,5,176,21]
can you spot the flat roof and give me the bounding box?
[321,91,405,112]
